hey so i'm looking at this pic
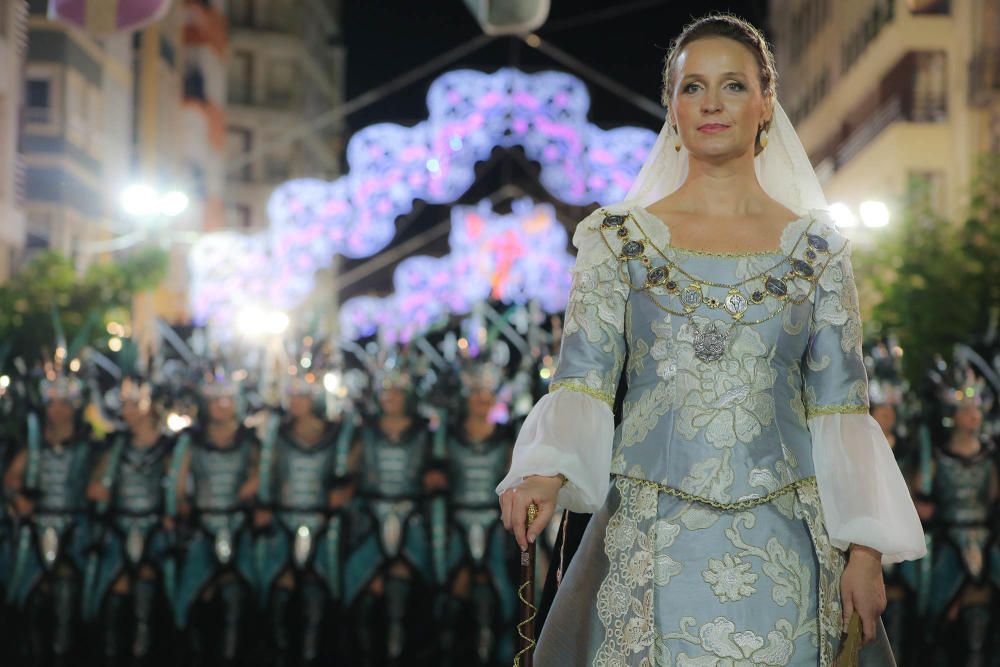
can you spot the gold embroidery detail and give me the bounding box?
[805,404,869,419]
[549,379,614,408]
[596,208,848,328]
[613,473,817,511]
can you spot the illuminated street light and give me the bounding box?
[828,202,858,228]
[236,306,290,338]
[120,184,160,217]
[859,200,891,228]
[120,184,190,219]
[159,190,190,217]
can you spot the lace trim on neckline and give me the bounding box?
[632,205,817,258]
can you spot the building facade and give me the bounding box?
[224,0,345,231]
[769,0,1000,223]
[0,0,28,280]
[20,0,136,265]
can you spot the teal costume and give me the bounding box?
[441,420,516,665]
[7,415,97,659]
[344,417,434,662]
[924,439,1000,663]
[254,416,354,663]
[172,425,258,663]
[82,432,174,660]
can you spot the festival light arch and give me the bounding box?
[188,68,657,336]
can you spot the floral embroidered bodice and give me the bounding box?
[552,204,866,507]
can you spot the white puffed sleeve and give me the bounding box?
[808,414,926,563]
[803,238,925,564]
[495,207,629,513]
[495,389,614,513]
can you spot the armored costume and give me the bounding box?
[255,413,354,664]
[440,418,516,665]
[344,406,435,663]
[172,417,259,664]
[918,371,1000,665]
[83,427,175,662]
[6,406,99,662]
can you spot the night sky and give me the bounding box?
[336,0,769,298]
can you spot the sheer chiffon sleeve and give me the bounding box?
[803,242,925,564]
[496,209,628,513]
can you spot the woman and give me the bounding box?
[254,372,354,666]
[912,370,999,665]
[84,376,176,663]
[342,370,438,665]
[497,14,925,665]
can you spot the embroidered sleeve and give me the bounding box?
[801,241,868,418]
[553,209,630,404]
[495,207,629,512]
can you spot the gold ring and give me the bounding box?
[526,502,539,526]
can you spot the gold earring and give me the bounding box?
[759,126,768,150]
[672,125,682,152]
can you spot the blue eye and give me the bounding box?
[683,83,701,93]
[726,81,745,91]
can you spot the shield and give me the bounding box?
[214,526,233,565]
[293,525,313,570]
[126,528,145,565]
[41,526,60,570]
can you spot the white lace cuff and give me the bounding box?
[496,388,614,513]
[809,412,926,564]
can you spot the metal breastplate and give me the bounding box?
[192,442,250,511]
[115,444,168,514]
[278,438,333,510]
[38,443,86,512]
[361,426,426,498]
[449,436,509,507]
[933,449,993,525]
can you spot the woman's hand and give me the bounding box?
[840,544,886,644]
[499,474,563,552]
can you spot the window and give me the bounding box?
[228,203,253,229]
[266,58,296,106]
[913,51,947,121]
[25,79,51,123]
[228,51,253,105]
[227,126,253,181]
[227,0,253,27]
[184,67,206,101]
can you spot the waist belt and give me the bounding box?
[612,473,816,511]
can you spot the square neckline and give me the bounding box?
[634,205,809,258]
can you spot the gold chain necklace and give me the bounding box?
[597,210,842,361]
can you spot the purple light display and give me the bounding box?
[188,68,657,333]
[339,198,575,343]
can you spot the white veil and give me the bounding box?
[624,101,828,215]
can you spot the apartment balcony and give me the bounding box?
[813,89,947,175]
[969,47,1000,107]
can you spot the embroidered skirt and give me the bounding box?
[535,476,897,666]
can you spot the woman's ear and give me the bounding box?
[762,95,775,128]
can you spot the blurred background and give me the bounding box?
[0,0,997,666]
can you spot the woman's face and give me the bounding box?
[287,394,314,419]
[207,396,235,423]
[466,388,496,420]
[954,403,983,433]
[121,399,150,428]
[379,388,406,417]
[669,37,771,162]
[45,398,74,427]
